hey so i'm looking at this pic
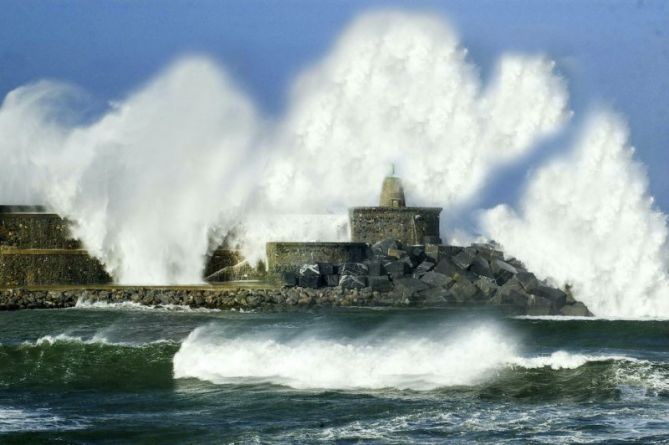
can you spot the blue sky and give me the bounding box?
[1,0,668,211]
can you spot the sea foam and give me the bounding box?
[172,324,648,391]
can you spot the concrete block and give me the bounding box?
[340,262,369,276]
[339,275,367,289]
[420,270,452,288]
[369,275,393,292]
[452,250,476,269]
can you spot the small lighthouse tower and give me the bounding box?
[349,167,442,246]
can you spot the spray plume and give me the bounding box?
[0,11,570,283]
[481,111,669,317]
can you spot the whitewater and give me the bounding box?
[1,306,667,443]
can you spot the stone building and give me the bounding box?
[266,174,442,274]
[349,174,441,246]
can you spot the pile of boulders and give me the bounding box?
[281,239,592,316]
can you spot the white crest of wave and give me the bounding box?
[173,324,517,390]
[481,111,669,317]
[0,11,569,283]
[173,324,649,390]
[510,350,639,370]
[73,298,220,312]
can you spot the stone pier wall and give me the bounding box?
[349,207,442,245]
[0,209,111,287]
[0,212,80,249]
[266,242,369,274]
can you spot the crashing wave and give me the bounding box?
[173,324,666,392]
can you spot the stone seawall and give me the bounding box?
[0,212,80,249]
[266,242,369,274]
[0,286,411,311]
[0,285,591,315]
[0,249,111,287]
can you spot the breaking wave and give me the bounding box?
[173,324,666,394]
[74,298,220,312]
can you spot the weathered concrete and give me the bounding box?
[379,176,406,207]
[266,242,369,274]
[0,208,111,287]
[0,212,81,249]
[0,285,422,311]
[204,248,266,282]
[349,207,442,246]
[0,249,111,287]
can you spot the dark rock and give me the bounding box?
[434,257,462,277]
[474,276,498,299]
[369,275,393,292]
[364,260,384,277]
[407,245,426,265]
[299,264,320,276]
[385,261,409,279]
[317,262,335,276]
[530,285,567,308]
[340,263,369,276]
[417,287,449,304]
[413,260,435,278]
[393,277,430,297]
[452,250,476,269]
[516,272,539,292]
[281,272,297,287]
[339,275,367,289]
[324,274,340,287]
[527,295,554,315]
[298,274,321,289]
[372,239,402,257]
[560,302,592,317]
[387,248,408,259]
[471,243,504,261]
[491,259,518,285]
[469,256,494,278]
[420,270,452,288]
[449,277,479,303]
[491,277,531,308]
[506,257,526,272]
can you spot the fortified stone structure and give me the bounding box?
[266,242,368,275]
[349,174,442,246]
[0,206,111,287]
[266,174,442,274]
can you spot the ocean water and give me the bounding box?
[0,306,667,444]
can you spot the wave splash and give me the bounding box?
[172,324,657,391]
[0,11,569,282]
[481,112,669,318]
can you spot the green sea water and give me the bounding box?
[0,304,667,444]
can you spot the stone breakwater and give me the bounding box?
[0,286,423,311]
[0,282,591,315]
